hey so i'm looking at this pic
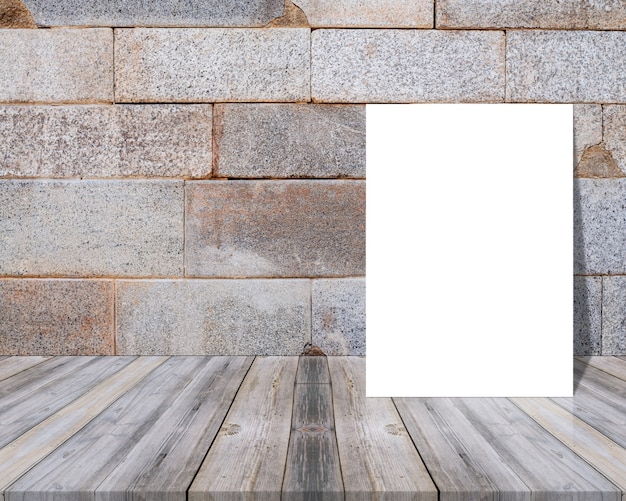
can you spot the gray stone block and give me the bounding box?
[215,104,365,178]
[185,180,365,277]
[0,180,183,277]
[0,280,114,355]
[115,28,310,103]
[437,0,626,29]
[0,105,212,178]
[601,276,626,355]
[116,279,310,355]
[293,0,433,27]
[311,29,505,103]
[0,29,112,103]
[574,179,626,275]
[603,106,626,176]
[574,276,601,356]
[22,0,283,27]
[312,278,365,355]
[506,31,626,103]
[574,105,602,168]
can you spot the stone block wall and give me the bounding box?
[0,0,624,356]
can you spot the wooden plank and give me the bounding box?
[5,356,252,501]
[0,356,136,449]
[453,397,621,500]
[510,397,626,496]
[95,356,253,501]
[0,357,50,382]
[189,356,299,501]
[0,356,165,500]
[551,361,626,449]
[578,357,626,383]
[394,397,529,501]
[282,357,343,501]
[329,357,438,501]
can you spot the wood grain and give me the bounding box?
[329,357,438,501]
[283,357,343,501]
[395,397,529,501]
[0,357,50,382]
[577,356,626,383]
[189,356,299,501]
[0,356,165,499]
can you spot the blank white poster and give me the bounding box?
[366,104,573,397]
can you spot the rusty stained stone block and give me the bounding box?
[0,0,36,27]
[0,280,114,355]
[185,180,365,277]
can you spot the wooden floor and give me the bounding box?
[0,356,624,501]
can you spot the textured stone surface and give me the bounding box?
[116,279,310,355]
[22,0,283,27]
[0,29,112,103]
[437,0,626,29]
[574,104,602,168]
[115,28,310,103]
[0,0,36,27]
[574,179,626,275]
[0,105,212,178]
[575,144,623,179]
[215,104,365,178]
[603,106,626,177]
[311,29,504,103]
[601,276,626,355]
[293,0,433,27]
[0,180,183,277]
[312,278,365,355]
[574,276,601,356]
[0,280,113,355]
[506,31,626,103]
[185,180,365,277]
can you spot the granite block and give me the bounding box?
[0,180,183,277]
[115,28,310,103]
[0,105,212,178]
[574,276,601,356]
[22,0,283,27]
[0,0,36,27]
[293,0,433,27]
[603,106,626,177]
[185,180,365,277]
[311,29,505,103]
[506,31,626,103]
[312,278,365,355]
[0,29,113,103]
[601,276,626,355]
[437,0,626,29]
[574,179,626,275]
[0,280,113,355]
[116,279,310,355]
[574,104,602,168]
[215,104,365,178]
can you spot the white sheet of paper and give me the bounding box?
[366,104,573,397]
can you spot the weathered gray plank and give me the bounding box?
[394,397,529,501]
[95,356,253,501]
[0,356,165,500]
[578,356,626,383]
[510,397,626,495]
[551,361,626,449]
[0,357,135,449]
[454,398,621,500]
[283,357,343,501]
[189,356,298,501]
[5,356,231,501]
[329,357,438,501]
[0,357,50,382]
